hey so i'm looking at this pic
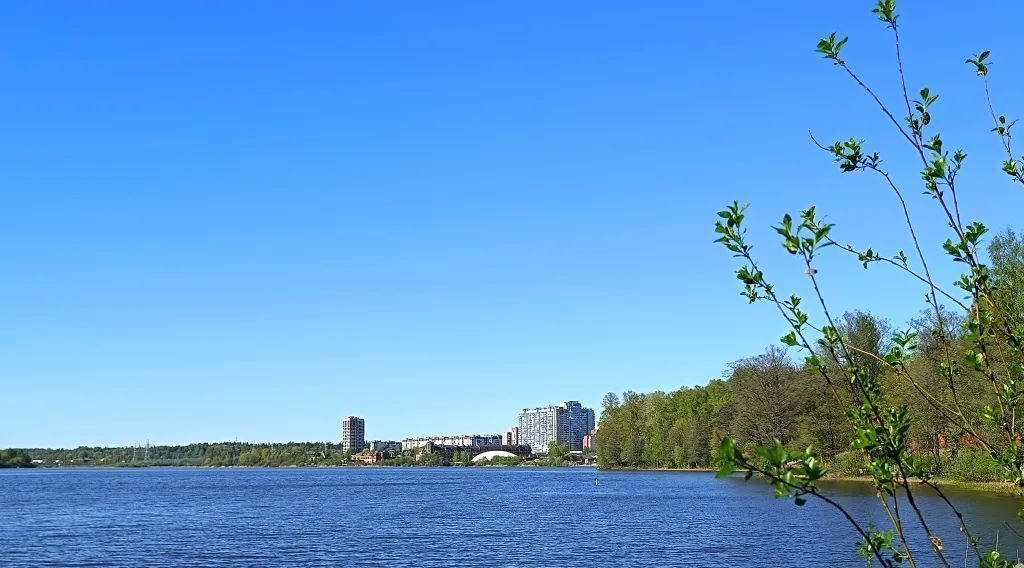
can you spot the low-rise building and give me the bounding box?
[368,440,402,453]
[402,434,503,452]
[502,427,520,446]
[352,451,382,465]
[583,427,598,452]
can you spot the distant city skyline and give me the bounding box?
[346,399,596,455]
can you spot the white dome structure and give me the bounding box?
[471,450,518,463]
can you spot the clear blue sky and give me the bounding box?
[2,2,1022,448]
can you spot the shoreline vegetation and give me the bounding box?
[594,267,1023,491]
[0,442,589,470]
[4,445,1017,493]
[3,450,1016,494]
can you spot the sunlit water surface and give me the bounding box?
[2,467,1022,566]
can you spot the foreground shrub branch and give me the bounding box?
[713,2,1024,566]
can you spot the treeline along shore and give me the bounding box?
[596,231,1024,487]
[0,442,584,468]
[2,443,350,468]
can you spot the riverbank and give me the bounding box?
[825,475,1023,495]
[602,466,1023,495]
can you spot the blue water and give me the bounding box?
[1,467,1022,566]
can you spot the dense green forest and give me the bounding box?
[597,230,1023,483]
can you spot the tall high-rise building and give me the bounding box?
[517,405,569,454]
[342,416,365,453]
[517,401,596,454]
[562,401,596,452]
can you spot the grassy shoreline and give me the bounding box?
[824,475,1023,495]
[601,467,1022,495]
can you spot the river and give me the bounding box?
[1,467,1022,566]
